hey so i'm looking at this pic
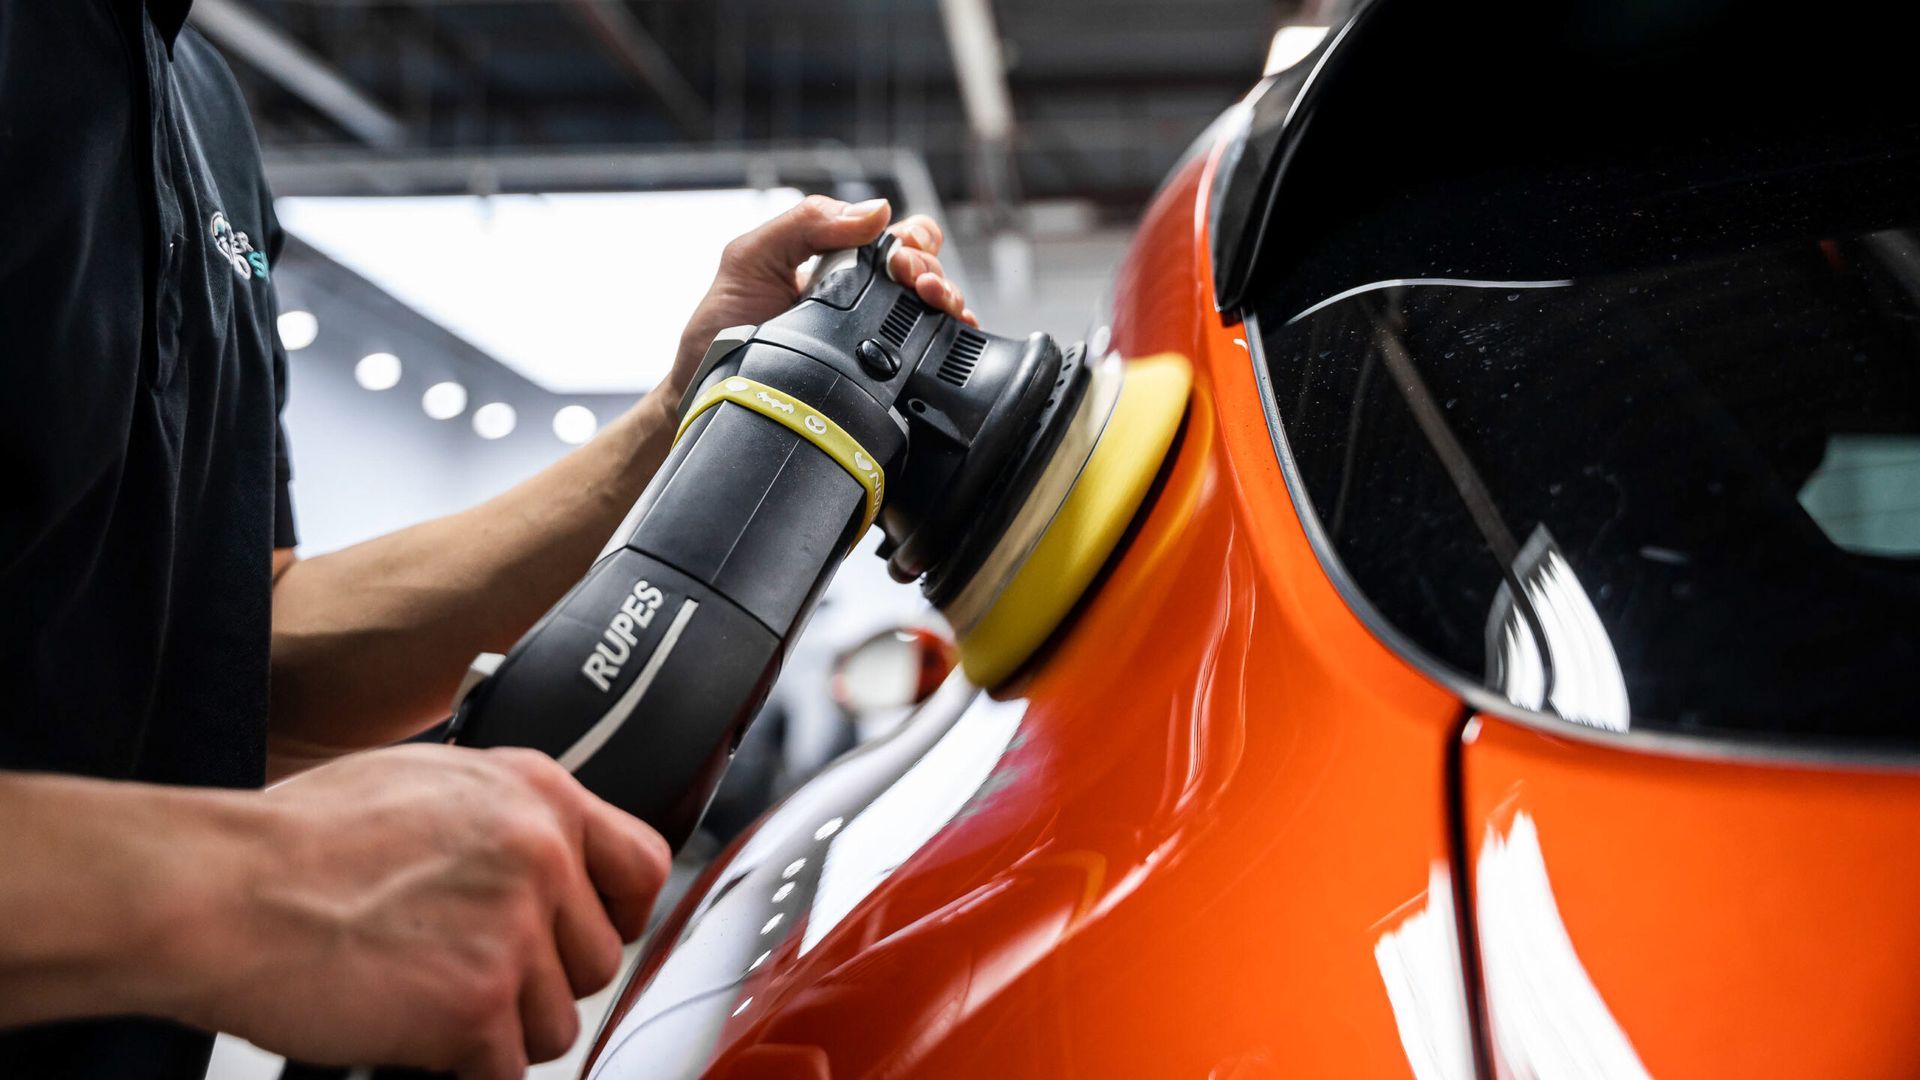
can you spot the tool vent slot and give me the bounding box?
[879,294,923,349]
[938,329,987,387]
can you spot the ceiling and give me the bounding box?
[208,0,1299,213]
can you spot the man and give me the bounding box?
[0,1,972,1077]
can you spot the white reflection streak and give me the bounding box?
[1526,553,1629,732]
[1497,618,1548,714]
[1374,864,1475,1080]
[1493,530,1630,733]
[801,696,1026,954]
[1478,813,1651,1080]
[1287,278,1573,325]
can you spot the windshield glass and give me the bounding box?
[1258,227,1920,750]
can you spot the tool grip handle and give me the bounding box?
[452,390,868,849]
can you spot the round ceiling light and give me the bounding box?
[354,352,402,391]
[473,402,517,440]
[422,381,468,420]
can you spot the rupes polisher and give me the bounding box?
[446,237,1190,849]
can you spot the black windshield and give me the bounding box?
[1259,227,1920,750]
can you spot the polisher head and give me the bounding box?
[937,353,1192,687]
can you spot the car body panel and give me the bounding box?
[587,147,1476,1079]
[1461,713,1920,1079]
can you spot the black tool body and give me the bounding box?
[447,237,1076,850]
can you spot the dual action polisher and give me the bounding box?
[447,236,1191,850]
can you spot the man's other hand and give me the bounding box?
[177,745,671,1079]
[667,195,974,401]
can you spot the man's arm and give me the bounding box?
[265,389,677,773]
[0,746,669,1076]
[268,198,968,774]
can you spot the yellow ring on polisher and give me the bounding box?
[676,376,885,541]
[956,353,1193,687]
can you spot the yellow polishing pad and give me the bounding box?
[954,353,1192,687]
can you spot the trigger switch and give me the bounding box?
[806,247,869,309]
[857,338,901,379]
[452,652,505,713]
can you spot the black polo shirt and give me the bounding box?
[1,0,296,1074]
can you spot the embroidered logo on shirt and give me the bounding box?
[210,211,270,281]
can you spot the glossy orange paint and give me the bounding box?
[592,142,1477,1077]
[1461,715,1920,1078]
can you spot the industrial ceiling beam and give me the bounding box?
[937,0,1023,297]
[936,0,1015,145]
[190,0,407,148]
[564,0,712,138]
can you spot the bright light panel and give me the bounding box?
[354,351,402,391]
[422,381,468,420]
[1265,24,1328,74]
[473,401,517,440]
[278,309,319,351]
[277,188,805,394]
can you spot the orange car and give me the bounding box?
[584,1,1920,1075]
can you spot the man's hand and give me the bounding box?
[174,746,670,1077]
[666,195,974,403]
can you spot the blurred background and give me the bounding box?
[195,0,1330,1073]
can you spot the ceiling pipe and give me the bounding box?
[935,0,1014,145]
[935,0,1026,301]
[190,0,407,148]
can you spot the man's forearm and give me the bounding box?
[0,771,258,1028]
[268,387,681,769]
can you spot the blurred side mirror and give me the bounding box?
[830,626,957,716]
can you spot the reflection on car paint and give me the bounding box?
[1476,810,1651,1080]
[802,693,1026,953]
[587,674,1008,1078]
[1373,863,1475,1080]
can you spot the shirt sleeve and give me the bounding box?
[262,186,298,550]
